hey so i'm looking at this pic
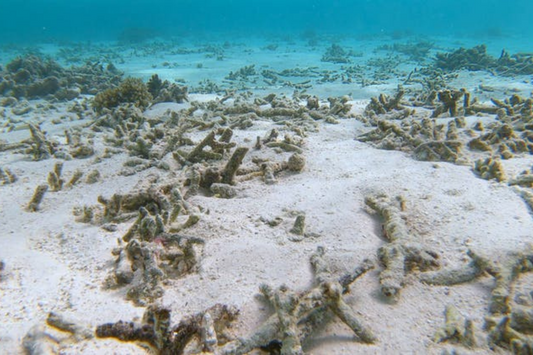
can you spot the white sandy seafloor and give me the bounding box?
[0,33,533,354]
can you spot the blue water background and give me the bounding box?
[1,0,532,43]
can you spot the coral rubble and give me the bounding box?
[96,304,238,354]
[365,193,440,300]
[223,247,376,354]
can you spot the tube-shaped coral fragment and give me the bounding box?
[221,147,248,185]
[27,184,49,212]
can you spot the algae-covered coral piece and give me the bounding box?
[364,86,407,117]
[413,140,463,163]
[365,193,440,300]
[93,77,152,114]
[422,247,533,315]
[27,123,57,160]
[105,198,204,305]
[27,184,49,212]
[221,147,248,185]
[431,89,464,118]
[473,157,507,182]
[96,304,238,354]
[224,247,375,354]
[321,44,351,63]
[47,162,64,191]
[488,316,533,354]
[177,129,237,164]
[434,305,476,348]
[435,45,495,72]
[0,167,17,185]
[147,74,188,104]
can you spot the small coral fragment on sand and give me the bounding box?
[27,184,49,212]
[287,153,306,172]
[0,167,17,185]
[434,305,476,348]
[27,123,56,160]
[221,147,249,185]
[289,214,306,236]
[46,312,94,341]
[431,90,464,118]
[22,325,59,355]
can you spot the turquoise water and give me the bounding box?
[1,0,532,43]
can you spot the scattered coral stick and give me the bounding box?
[96,304,238,354]
[365,193,440,300]
[27,184,49,212]
[224,247,376,354]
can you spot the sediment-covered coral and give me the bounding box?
[358,116,464,163]
[47,162,83,191]
[65,129,95,159]
[421,247,533,353]
[321,44,352,63]
[434,305,476,348]
[147,74,188,104]
[0,167,17,185]
[93,78,152,113]
[26,123,57,161]
[223,247,375,354]
[434,44,533,75]
[27,184,49,212]
[96,304,238,354]
[421,248,533,315]
[473,157,507,182]
[365,193,440,300]
[431,89,464,118]
[0,54,122,99]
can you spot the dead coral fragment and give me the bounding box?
[473,157,507,182]
[210,183,237,199]
[0,167,17,185]
[488,316,533,354]
[289,214,306,236]
[224,247,376,354]
[96,304,238,354]
[177,129,236,164]
[27,123,56,160]
[93,77,152,114]
[434,305,476,348]
[422,247,533,315]
[287,153,306,172]
[46,312,94,341]
[435,44,533,76]
[22,325,59,355]
[431,89,464,118]
[27,184,49,212]
[321,44,351,63]
[358,117,464,164]
[413,140,463,163]
[365,194,440,300]
[109,208,204,305]
[364,86,407,117]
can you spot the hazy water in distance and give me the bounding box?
[1,0,532,43]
